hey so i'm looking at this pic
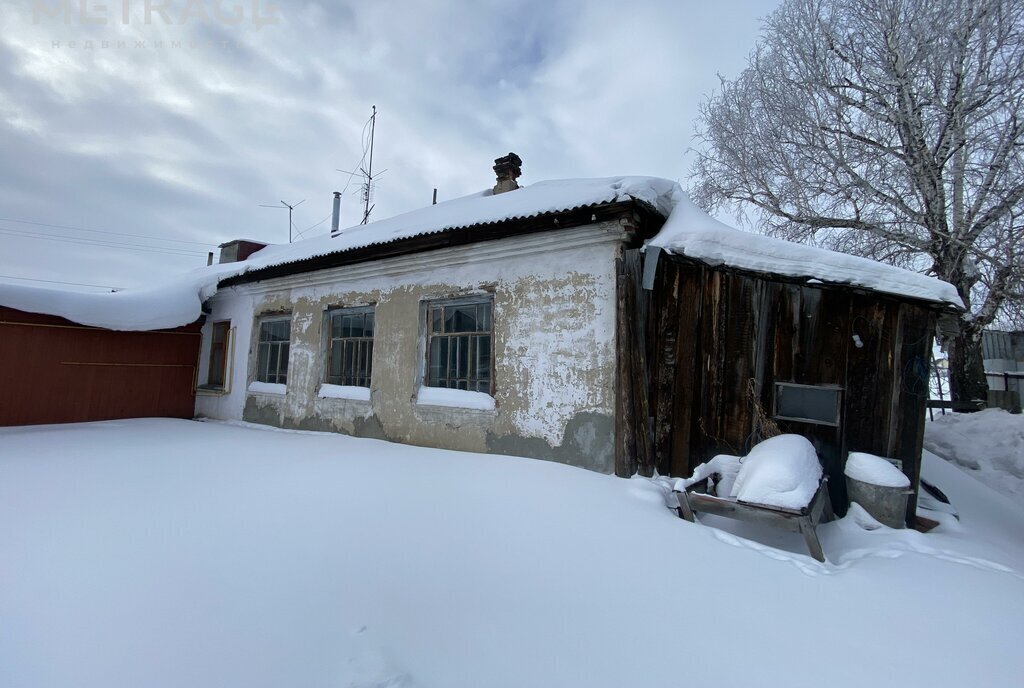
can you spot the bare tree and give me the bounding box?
[690,0,1024,403]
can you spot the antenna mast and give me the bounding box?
[361,105,377,224]
[259,198,304,243]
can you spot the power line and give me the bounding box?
[0,215,215,246]
[294,212,332,240]
[0,226,210,258]
[0,274,123,290]
[0,226,209,256]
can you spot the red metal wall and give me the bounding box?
[0,306,202,427]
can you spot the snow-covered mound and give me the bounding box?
[845,452,911,488]
[925,409,1024,502]
[730,434,823,509]
[1,419,1022,687]
[675,453,743,497]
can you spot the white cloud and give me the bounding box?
[0,0,775,289]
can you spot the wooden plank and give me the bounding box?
[674,477,831,561]
[693,269,730,464]
[670,263,704,476]
[625,249,654,476]
[892,303,935,524]
[798,518,826,563]
[843,295,890,457]
[614,253,637,477]
[719,274,756,453]
[651,262,681,476]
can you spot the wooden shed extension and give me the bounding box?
[617,252,941,523]
[0,306,202,426]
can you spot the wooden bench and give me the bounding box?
[673,476,833,563]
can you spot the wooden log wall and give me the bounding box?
[646,257,938,521]
[0,307,202,427]
[615,249,654,477]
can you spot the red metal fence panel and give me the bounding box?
[0,307,202,427]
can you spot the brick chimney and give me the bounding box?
[218,239,267,264]
[492,152,522,194]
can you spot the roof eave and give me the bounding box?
[219,199,665,289]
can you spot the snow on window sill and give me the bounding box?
[317,384,371,402]
[416,385,496,411]
[247,381,287,396]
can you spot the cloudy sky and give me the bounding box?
[0,0,776,291]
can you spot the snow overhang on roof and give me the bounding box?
[647,187,964,310]
[0,177,672,331]
[0,176,962,331]
[0,261,245,332]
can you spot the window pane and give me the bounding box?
[324,309,374,387]
[209,349,224,386]
[257,343,269,381]
[476,335,491,379]
[330,343,342,380]
[278,343,289,382]
[438,338,449,385]
[428,340,441,384]
[212,322,228,345]
[359,342,370,378]
[456,335,469,378]
[425,299,493,392]
[447,305,479,333]
[775,384,840,425]
[255,319,291,384]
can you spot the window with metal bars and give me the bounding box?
[255,316,291,385]
[426,298,493,393]
[207,321,230,387]
[326,307,375,387]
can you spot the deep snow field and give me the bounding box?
[925,408,1024,501]
[2,418,1022,688]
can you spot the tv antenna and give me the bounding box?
[336,106,386,226]
[259,198,305,243]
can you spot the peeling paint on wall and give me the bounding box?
[195,224,625,473]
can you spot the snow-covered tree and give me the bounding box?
[690,0,1024,403]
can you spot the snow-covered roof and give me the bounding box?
[648,187,964,308]
[0,262,243,331]
[240,177,677,273]
[0,176,961,331]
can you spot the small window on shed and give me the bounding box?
[773,383,842,426]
